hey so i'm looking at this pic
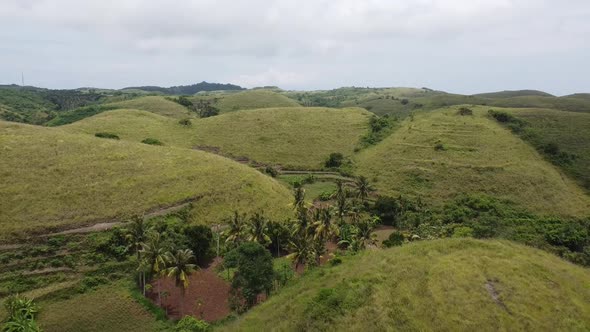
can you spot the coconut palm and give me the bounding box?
[164,249,197,316]
[247,212,271,245]
[224,211,247,246]
[141,231,167,304]
[267,219,289,257]
[313,207,339,242]
[354,176,372,202]
[287,233,314,271]
[126,215,148,260]
[333,180,348,222]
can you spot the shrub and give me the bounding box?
[382,231,405,247]
[175,316,209,332]
[264,166,279,177]
[183,225,213,265]
[452,226,474,238]
[458,107,473,116]
[318,190,335,201]
[325,153,344,168]
[141,138,163,145]
[76,276,109,293]
[95,132,119,140]
[434,143,446,151]
[178,118,192,126]
[400,99,409,105]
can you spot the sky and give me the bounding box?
[1,0,589,95]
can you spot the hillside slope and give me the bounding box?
[64,107,372,169]
[221,239,590,331]
[191,90,301,114]
[0,121,293,239]
[355,107,590,216]
[106,96,192,118]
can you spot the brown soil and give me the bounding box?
[148,258,231,322]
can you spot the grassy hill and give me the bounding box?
[355,106,590,216]
[64,107,372,169]
[473,90,554,98]
[221,239,590,331]
[105,96,193,118]
[502,108,590,191]
[191,90,300,114]
[0,121,293,239]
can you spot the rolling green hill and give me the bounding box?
[221,239,590,331]
[105,96,193,118]
[473,90,554,98]
[191,90,301,114]
[502,107,590,191]
[0,121,293,239]
[64,107,372,169]
[355,107,590,216]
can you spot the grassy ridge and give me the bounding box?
[221,239,590,331]
[64,107,372,169]
[503,108,590,191]
[355,107,590,216]
[106,96,193,118]
[190,90,300,114]
[0,121,293,239]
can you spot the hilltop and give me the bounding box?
[64,107,372,169]
[355,106,590,216]
[190,90,301,114]
[221,238,590,331]
[121,81,244,95]
[0,121,293,239]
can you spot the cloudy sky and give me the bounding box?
[1,0,589,95]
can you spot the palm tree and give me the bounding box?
[267,220,288,257]
[247,212,271,246]
[141,231,167,304]
[355,176,372,202]
[224,211,247,246]
[164,249,197,316]
[287,233,314,271]
[126,215,149,291]
[313,207,339,242]
[334,180,348,222]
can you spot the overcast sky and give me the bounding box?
[1,0,589,95]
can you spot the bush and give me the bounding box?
[458,107,473,116]
[452,226,474,238]
[76,276,109,293]
[178,118,192,126]
[400,99,409,105]
[175,316,209,332]
[141,138,163,145]
[264,166,278,177]
[95,132,119,140]
[382,231,405,247]
[434,142,446,151]
[318,190,335,201]
[183,225,213,265]
[325,153,344,168]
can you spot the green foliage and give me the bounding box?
[175,316,210,332]
[183,225,213,265]
[141,138,163,145]
[325,153,344,168]
[94,132,119,139]
[225,242,274,310]
[458,107,473,115]
[178,118,192,126]
[382,231,405,247]
[46,104,117,126]
[434,142,446,151]
[264,166,278,178]
[2,295,41,332]
[76,276,110,293]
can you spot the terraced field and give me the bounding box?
[355,107,590,216]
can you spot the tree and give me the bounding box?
[126,215,149,292]
[293,186,306,217]
[313,207,338,242]
[141,231,168,304]
[267,220,289,257]
[325,152,344,168]
[165,249,197,316]
[287,233,314,271]
[175,316,209,332]
[334,180,348,222]
[225,242,274,310]
[354,176,372,202]
[183,225,213,265]
[224,211,247,246]
[247,212,271,246]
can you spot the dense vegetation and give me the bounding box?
[122,81,244,95]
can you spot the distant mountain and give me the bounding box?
[121,81,244,95]
[473,90,554,98]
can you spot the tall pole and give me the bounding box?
[21,72,24,86]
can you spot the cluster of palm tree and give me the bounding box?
[126,217,197,316]
[222,176,378,271]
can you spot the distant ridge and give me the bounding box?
[473,90,553,98]
[121,81,244,95]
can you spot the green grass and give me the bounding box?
[0,121,293,239]
[220,238,590,331]
[106,96,193,118]
[64,107,372,169]
[191,90,300,114]
[276,176,337,202]
[502,108,590,191]
[37,282,166,332]
[355,107,590,216]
